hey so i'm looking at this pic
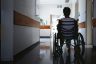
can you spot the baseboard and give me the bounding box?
[14,41,40,61]
[0,40,1,61]
[40,36,50,38]
[85,45,93,48]
[0,61,13,64]
[93,46,96,50]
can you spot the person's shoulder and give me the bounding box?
[69,18,76,20]
[60,18,75,21]
[69,18,78,22]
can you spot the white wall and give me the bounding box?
[93,0,96,18]
[78,0,87,43]
[93,28,96,46]
[39,4,73,24]
[14,26,39,55]
[1,0,13,61]
[40,29,50,36]
[78,0,86,22]
[39,0,66,4]
[93,0,96,46]
[14,0,40,55]
[86,0,92,45]
[74,0,79,19]
[37,0,76,25]
[14,0,40,21]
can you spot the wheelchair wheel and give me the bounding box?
[53,33,61,57]
[53,33,58,56]
[76,33,85,55]
[53,33,56,56]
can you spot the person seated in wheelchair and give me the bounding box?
[57,7,78,48]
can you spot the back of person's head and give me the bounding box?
[63,7,71,17]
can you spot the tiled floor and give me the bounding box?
[1,38,96,64]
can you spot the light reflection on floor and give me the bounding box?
[1,38,96,64]
[40,38,53,64]
[40,38,96,64]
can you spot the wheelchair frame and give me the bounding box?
[53,20,85,57]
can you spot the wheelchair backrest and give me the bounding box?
[57,18,78,38]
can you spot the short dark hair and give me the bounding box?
[63,7,71,16]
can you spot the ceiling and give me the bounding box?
[38,0,77,4]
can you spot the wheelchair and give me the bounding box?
[53,19,85,57]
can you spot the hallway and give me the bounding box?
[41,38,96,64]
[1,0,96,64]
[17,38,96,64]
[2,38,95,64]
